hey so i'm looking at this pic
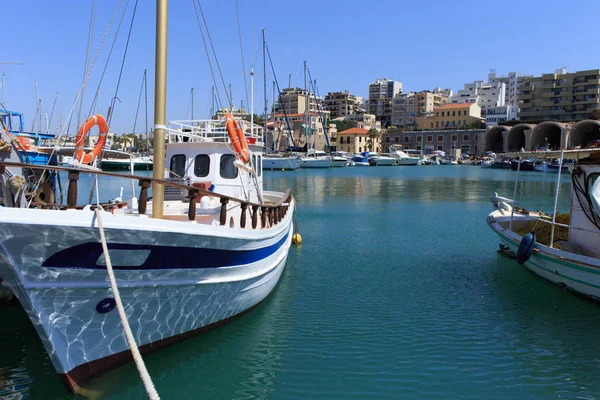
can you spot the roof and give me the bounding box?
[436,102,476,109]
[338,127,369,135]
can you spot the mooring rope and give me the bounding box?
[94,209,160,400]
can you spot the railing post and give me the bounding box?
[188,189,199,221]
[220,198,229,226]
[269,208,274,226]
[138,179,151,215]
[240,203,248,228]
[67,171,79,208]
[252,205,259,229]
[260,206,267,228]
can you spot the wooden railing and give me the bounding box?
[0,162,293,229]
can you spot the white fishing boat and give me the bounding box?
[298,149,332,168]
[0,2,296,394]
[389,145,419,166]
[375,154,396,166]
[331,151,349,167]
[262,154,298,170]
[487,149,600,300]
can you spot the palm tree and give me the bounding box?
[366,128,379,152]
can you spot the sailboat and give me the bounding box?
[0,0,295,393]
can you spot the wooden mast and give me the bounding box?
[152,0,168,218]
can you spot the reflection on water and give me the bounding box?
[2,166,599,400]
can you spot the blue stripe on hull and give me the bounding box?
[42,232,289,270]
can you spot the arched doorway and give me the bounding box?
[485,126,505,153]
[508,124,533,151]
[569,120,600,149]
[531,122,564,150]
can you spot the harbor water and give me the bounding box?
[2,166,600,399]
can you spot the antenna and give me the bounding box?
[0,62,24,104]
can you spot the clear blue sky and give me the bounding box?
[2,0,600,134]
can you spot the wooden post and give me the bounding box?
[260,206,267,228]
[67,171,79,208]
[220,198,229,226]
[188,189,199,221]
[269,208,274,226]
[252,205,258,229]
[240,203,248,228]
[138,179,151,215]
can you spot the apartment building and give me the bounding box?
[345,113,381,131]
[324,91,364,119]
[519,68,600,122]
[415,103,483,130]
[368,78,402,127]
[488,70,531,107]
[392,89,450,130]
[269,112,332,151]
[451,79,505,116]
[272,88,322,115]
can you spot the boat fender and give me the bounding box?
[517,231,536,265]
[292,233,302,244]
[591,176,600,220]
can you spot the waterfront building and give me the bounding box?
[337,127,381,154]
[392,92,415,129]
[415,103,483,130]
[273,87,322,115]
[368,78,402,127]
[519,68,600,122]
[383,129,485,155]
[343,113,381,131]
[269,112,332,151]
[214,106,250,121]
[415,90,451,118]
[324,91,364,119]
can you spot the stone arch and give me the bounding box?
[569,119,600,149]
[530,121,565,150]
[485,126,506,153]
[507,124,534,152]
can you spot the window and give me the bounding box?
[437,145,443,151]
[436,112,439,117]
[457,111,461,116]
[463,120,467,126]
[441,112,445,117]
[194,154,210,177]
[452,111,456,116]
[451,135,457,141]
[359,137,362,143]
[220,154,238,179]
[463,134,470,141]
[385,136,390,142]
[169,154,186,178]
[258,156,262,176]
[436,121,439,128]
[437,135,443,142]
[426,135,433,142]
[394,136,399,142]
[252,154,257,173]
[404,136,409,142]
[359,147,362,152]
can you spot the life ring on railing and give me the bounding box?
[225,113,249,164]
[74,114,108,164]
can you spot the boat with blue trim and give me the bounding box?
[487,148,600,300]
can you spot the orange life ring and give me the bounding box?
[225,113,249,164]
[74,114,108,164]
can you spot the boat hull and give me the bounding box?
[375,157,395,166]
[0,205,293,391]
[298,158,331,168]
[262,157,298,170]
[395,158,419,166]
[487,210,600,300]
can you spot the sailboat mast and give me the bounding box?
[152,0,168,219]
[262,29,268,153]
[144,69,149,153]
[303,61,307,149]
[191,87,194,121]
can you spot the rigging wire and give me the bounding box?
[77,0,96,130]
[131,72,146,134]
[196,0,232,108]
[191,0,223,110]
[235,0,249,112]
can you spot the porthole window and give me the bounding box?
[220,154,238,179]
[169,154,186,178]
[194,155,210,177]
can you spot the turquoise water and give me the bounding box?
[2,166,600,399]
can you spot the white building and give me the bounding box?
[391,92,415,128]
[368,78,403,127]
[485,105,518,126]
[487,70,532,107]
[451,79,505,116]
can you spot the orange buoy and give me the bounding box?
[225,113,250,164]
[74,114,108,164]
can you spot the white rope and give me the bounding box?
[94,209,160,400]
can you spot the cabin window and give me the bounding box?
[220,154,238,179]
[169,154,186,178]
[252,154,257,173]
[194,154,210,177]
[258,156,262,176]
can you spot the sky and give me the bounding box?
[2,0,600,134]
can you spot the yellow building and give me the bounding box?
[416,102,483,130]
[337,127,381,154]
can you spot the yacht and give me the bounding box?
[298,149,332,168]
[389,145,419,166]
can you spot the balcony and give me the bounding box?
[520,93,533,100]
[573,78,599,86]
